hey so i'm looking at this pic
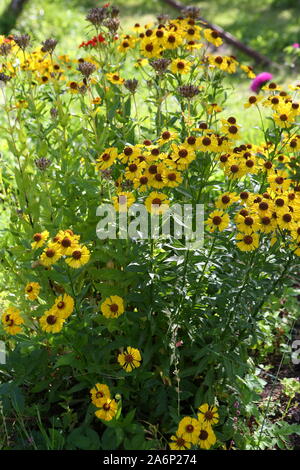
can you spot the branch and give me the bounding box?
[0,0,29,35]
[161,0,275,66]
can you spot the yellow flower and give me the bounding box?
[198,403,219,426]
[169,432,192,450]
[53,294,75,319]
[101,295,125,319]
[144,192,169,214]
[112,192,136,212]
[206,210,230,232]
[39,309,65,333]
[236,232,259,252]
[96,147,118,171]
[1,307,24,335]
[204,28,223,47]
[215,192,239,210]
[118,346,141,372]
[95,398,118,421]
[178,417,201,445]
[65,245,90,269]
[40,243,62,267]
[31,230,49,249]
[90,383,111,407]
[197,422,216,450]
[170,58,191,75]
[25,282,41,301]
[106,73,125,85]
[140,39,161,58]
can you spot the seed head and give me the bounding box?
[35,158,51,171]
[41,38,58,53]
[86,7,107,26]
[50,107,58,119]
[156,14,170,24]
[0,72,12,84]
[182,6,201,19]
[150,58,171,74]
[124,79,138,94]
[78,61,96,78]
[13,34,31,51]
[178,84,200,98]
[104,17,120,34]
[0,42,12,56]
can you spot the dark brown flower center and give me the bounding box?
[46,315,57,325]
[72,250,82,260]
[124,354,134,363]
[46,249,55,258]
[33,233,42,241]
[212,216,222,225]
[199,430,209,440]
[62,237,71,247]
[243,235,253,245]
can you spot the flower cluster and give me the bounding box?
[170,404,219,450]
[39,293,75,333]
[32,229,90,269]
[90,383,118,421]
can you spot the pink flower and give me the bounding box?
[250,72,273,93]
[175,340,183,347]
[292,43,300,48]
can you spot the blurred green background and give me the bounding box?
[0,0,299,63]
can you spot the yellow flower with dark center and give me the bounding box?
[236,232,259,251]
[169,432,192,450]
[95,398,118,421]
[178,417,201,445]
[106,73,125,85]
[140,39,161,58]
[53,293,74,319]
[68,81,80,94]
[237,214,260,234]
[215,192,239,210]
[40,243,62,267]
[240,64,256,79]
[133,174,150,191]
[65,245,90,269]
[206,210,230,232]
[157,130,178,145]
[170,58,191,75]
[268,171,291,192]
[258,215,276,234]
[90,383,111,407]
[96,148,118,171]
[170,144,195,169]
[273,105,295,128]
[25,282,41,301]
[31,230,49,249]
[112,192,136,212]
[291,225,300,242]
[145,191,169,214]
[101,295,125,319]
[198,404,219,426]
[163,32,183,50]
[204,29,223,47]
[39,309,65,333]
[164,169,183,188]
[197,422,216,450]
[277,211,295,230]
[1,307,24,335]
[118,346,141,372]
